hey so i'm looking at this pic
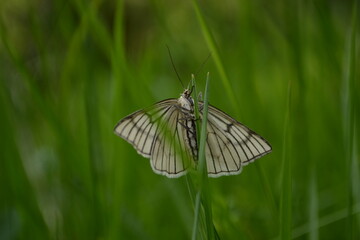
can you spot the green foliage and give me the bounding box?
[0,0,359,239]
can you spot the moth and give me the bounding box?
[114,87,272,178]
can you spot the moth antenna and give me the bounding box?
[195,52,212,76]
[166,45,185,89]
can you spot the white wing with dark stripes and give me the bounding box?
[201,104,272,177]
[114,89,272,178]
[114,99,193,178]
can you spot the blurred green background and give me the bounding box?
[0,0,359,239]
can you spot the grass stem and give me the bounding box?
[191,73,215,240]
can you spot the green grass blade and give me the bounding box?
[191,1,278,224]
[186,175,206,239]
[60,0,113,94]
[190,75,205,239]
[343,1,358,239]
[291,202,360,239]
[308,168,319,240]
[190,0,238,115]
[256,163,278,222]
[192,73,215,240]
[108,1,127,238]
[280,81,292,240]
[353,132,360,235]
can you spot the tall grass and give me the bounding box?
[343,2,358,239]
[0,0,359,239]
[280,81,292,240]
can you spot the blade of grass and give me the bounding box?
[185,91,206,240]
[112,0,127,109]
[192,73,215,240]
[256,162,278,221]
[343,1,357,238]
[84,54,106,238]
[352,130,360,233]
[108,0,127,239]
[292,201,360,239]
[271,201,360,239]
[60,0,113,95]
[72,0,112,56]
[186,175,207,239]
[191,0,278,225]
[190,0,238,115]
[280,81,292,240]
[308,167,319,240]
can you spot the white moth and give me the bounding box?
[114,88,272,178]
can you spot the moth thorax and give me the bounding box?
[178,96,193,111]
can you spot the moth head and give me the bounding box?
[182,89,191,99]
[182,85,194,99]
[179,89,194,109]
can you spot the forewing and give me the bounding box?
[114,99,176,157]
[114,99,192,177]
[200,104,272,177]
[150,105,193,177]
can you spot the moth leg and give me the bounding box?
[178,121,196,134]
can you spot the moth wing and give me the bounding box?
[149,104,194,177]
[200,104,272,177]
[114,99,192,177]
